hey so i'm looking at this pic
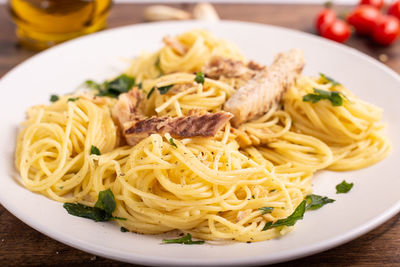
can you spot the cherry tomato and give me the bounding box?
[359,0,384,9]
[347,5,381,35]
[320,19,351,43]
[315,8,337,33]
[372,15,400,45]
[388,1,400,20]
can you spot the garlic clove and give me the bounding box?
[144,5,191,21]
[193,3,220,22]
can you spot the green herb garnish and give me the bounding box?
[63,189,124,222]
[320,73,340,86]
[259,207,274,215]
[162,233,204,245]
[94,189,115,214]
[50,95,59,102]
[303,88,344,106]
[120,227,129,232]
[262,200,306,231]
[146,84,174,98]
[85,74,135,98]
[90,145,101,156]
[84,80,98,88]
[137,82,142,89]
[147,87,155,99]
[155,56,164,75]
[63,203,111,222]
[336,180,354,194]
[169,138,177,148]
[113,216,127,221]
[305,194,335,210]
[194,72,205,84]
[67,97,79,102]
[157,84,174,95]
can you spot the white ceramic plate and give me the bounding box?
[0,21,399,266]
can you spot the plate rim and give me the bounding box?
[1,20,400,266]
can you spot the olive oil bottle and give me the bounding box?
[8,0,112,50]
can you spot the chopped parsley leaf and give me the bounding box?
[157,84,174,95]
[259,207,274,215]
[262,200,306,231]
[63,189,125,222]
[84,80,98,88]
[113,216,127,221]
[320,73,341,86]
[336,180,354,194]
[303,88,344,106]
[120,227,129,232]
[90,145,101,156]
[162,233,204,245]
[94,189,116,214]
[147,87,155,99]
[169,138,177,148]
[67,97,79,102]
[305,194,335,210]
[84,74,135,98]
[194,72,205,84]
[50,95,59,102]
[63,203,110,222]
[155,56,164,75]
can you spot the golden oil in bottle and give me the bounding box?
[8,0,112,50]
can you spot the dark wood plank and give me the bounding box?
[0,3,399,266]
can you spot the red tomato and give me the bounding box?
[347,5,381,35]
[320,19,351,43]
[388,1,400,20]
[372,15,400,45]
[315,8,337,33]
[359,0,384,9]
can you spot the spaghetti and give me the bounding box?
[15,29,391,243]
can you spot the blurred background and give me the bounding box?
[3,0,400,49]
[1,0,399,72]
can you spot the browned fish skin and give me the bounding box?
[202,56,265,80]
[112,88,233,146]
[247,61,266,71]
[124,112,233,145]
[223,49,305,127]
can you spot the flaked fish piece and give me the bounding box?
[124,112,233,145]
[202,56,266,81]
[224,49,305,127]
[163,36,187,56]
[112,88,233,146]
[111,87,143,128]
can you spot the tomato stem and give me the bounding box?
[324,1,333,9]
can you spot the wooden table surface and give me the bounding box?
[0,3,399,266]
